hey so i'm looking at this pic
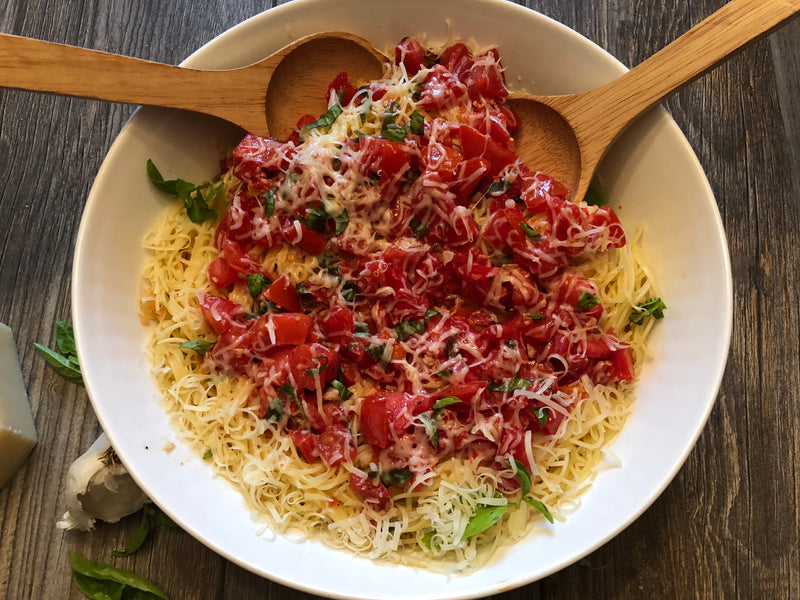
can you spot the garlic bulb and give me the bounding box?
[57,433,148,531]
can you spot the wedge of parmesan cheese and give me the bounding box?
[0,323,37,489]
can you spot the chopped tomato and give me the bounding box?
[349,472,391,512]
[327,71,357,105]
[198,293,246,335]
[280,220,327,255]
[263,273,302,312]
[610,347,635,382]
[395,37,435,76]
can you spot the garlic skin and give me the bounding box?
[57,433,148,531]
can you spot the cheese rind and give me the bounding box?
[0,322,37,489]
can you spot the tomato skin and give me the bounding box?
[288,342,339,390]
[349,473,391,512]
[198,293,246,335]
[319,307,355,345]
[439,42,474,82]
[263,273,302,312]
[469,49,509,99]
[418,64,468,111]
[317,423,355,467]
[359,393,392,448]
[280,220,327,255]
[207,256,240,288]
[610,347,635,382]
[395,37,433,76]
[327,71,357,105]
[291,430,320,463]
[268,313,313,346]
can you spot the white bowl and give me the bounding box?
[72,1,732,598]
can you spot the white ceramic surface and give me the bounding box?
[72,1,732,598]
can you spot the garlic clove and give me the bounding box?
[57,432,148,531]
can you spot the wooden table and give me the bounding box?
[1,1,798,598]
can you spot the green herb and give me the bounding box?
[35,321,83,386]
[304,203,329,233]
[435,369,453,379]
[365,343,386,363]
[520,222,541,240]
[112,504,175,558]
[421,530,436,550]
[380,469,413,487]
[409,217,429,238]
[527,313,546,321]
[179,339,213,356]
[202,449,213,460]
[263,398,285,424]
[395,319,425,342]
[523,497,554,523]
[304,355,329,377]
[277,383,307,428]
[534,407,549,428]
[420,413,439,450]
[354,321,370,336]
[432,396,462,412]
[334,209,349,235]
[247,273,271,298]
[423,309,441,326]
[69,551,169,600]
[331,379,353,401]
[401,168,421,188]
[488,374,533,393]
[146,159,218,223]
[411,84,423,101]
[628,297,667,326]
[381,122,409,142]
[462,502,507,540]
[341,281,359,303]
[576,292,601,311]
[359,98,373,123]
[486,179,511,195]
[410,110,425,136]
[584,185,608,207]
[304,101,343,130]
[511,460,555,523]
[444,334,458,358]
[263,188,276,217]
[296,282,317,310]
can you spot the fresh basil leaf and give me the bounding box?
[409,217,428,238]
[359,98,373,123]
[421,530,436,550]
[183,192,216,224]
[179,339,213,356]
[575,292,601,311]
[381,122,409,142]
[520,222,541,240]
[462,504,507,540]
[341,281,359,303]
[69,551,169,600]
[423,309,440,326]
[534,406,549,428]
[395,320,425,342]
[486,179,510,195]
[112,504,160,557]
[365,343,386,363]
[296,282,317,310]
[276,382,298,401]
[629,297,667,326]
[304,203,329,233]
[264,398,285,424]
[487,375,532,393]
[304,101,343,130]
[34,343,84,386]
[401,168,421,188]
[380,469,413,487]
[432,396,462,412]
[511,460,532,498]
[444,334,457,358]
[435,369,453,379]
[331,379,353,401]
[263,188,276,217]
[410,110,425,136]
[55,320,77,356]
[304,355,329,376]
[334,209,349,235]
[523,497,554,523]
[527,313,546,321]
[202,449,212,460]
[420,413,439,450]
[354,321,370,336]
[246,273,271,298]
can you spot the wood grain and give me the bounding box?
[1,1,798,599]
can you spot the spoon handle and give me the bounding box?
[567,0,800,149]
[0,33,269,131]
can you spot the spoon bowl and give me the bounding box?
[508,0,800,201]
[0,31,386,137]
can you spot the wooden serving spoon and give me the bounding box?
[0,31,386,139]
[507,0,800,201]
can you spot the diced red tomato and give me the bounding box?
[207,256,240,288]
[327,71,357,105]
[317,423,354,467]
[267,313,312,346]
[395,38,434,76]
[263,274,302,312]
[198,293,246,335]
[610,347,635,382]
[291,430,319,463]
[349,473,391,512]
[280,220,327,255]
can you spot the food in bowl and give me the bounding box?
[139,37,663,571]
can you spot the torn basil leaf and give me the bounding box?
[334,209,349,235]
[331,379,353,401]
[69,551,169,600]
[410,110,425,135]
[304,101,343,130]
[628,297,667,326]
[462,503,507,540]
[575,292,601,311]
[179,339,213,356]
[523,497,554,523]
[247,273,271,298]
[432,396,462,412]
[395,319,425,342]
[488,375,533,393]
[380,469,413,487]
